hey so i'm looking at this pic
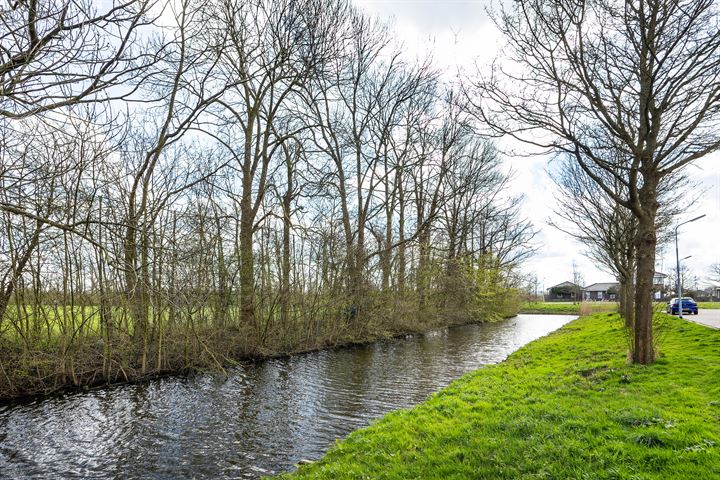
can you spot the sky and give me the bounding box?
[352,0,720,292]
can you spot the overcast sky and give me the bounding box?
[353,0,720,291]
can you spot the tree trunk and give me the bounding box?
[619,276,635,330]
[0,222,41,321]
[123,172,152,364]
[617,259,635,330]
[215,214,229,327]
[381,148,394,292]
[350,227,365,308]
[239,207,255,328]
[280,160,293,326]
[381,217,392,292]
[139,231,151,374]
[417,229,431,313]
[632,183,659,364]
[397,193,406,293]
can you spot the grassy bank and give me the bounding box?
[282,314,720,479]
[519,301,617,315]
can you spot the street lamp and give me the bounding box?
[674,214,705,319]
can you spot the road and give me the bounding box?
[684,308,720,329]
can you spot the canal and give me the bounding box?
[0,314,575,479]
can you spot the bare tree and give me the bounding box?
[303,10,440,315]
[0,0,158,234]
[0,0,156,118]
[710,264,720,284]
[0,115,111,321]
[204,0,348,328]
[668,264,700,296]
[550,156,692,325]
[468,0,720,363]
[120,0,226,372]
[0,0,547,398]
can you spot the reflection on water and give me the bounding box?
[0,314,574,479]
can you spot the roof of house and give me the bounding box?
[583,282,619,292]
[548,281,580,289]
[654,272,668,278]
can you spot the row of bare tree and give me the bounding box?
[470,0,720,363]
[0,1,535,396]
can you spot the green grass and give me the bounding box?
[280,314,720,479]
[698,302,720,310]
[1,304,104,339]
[519,301,580,314]
[1,304,229,340]
[519,301,617,315]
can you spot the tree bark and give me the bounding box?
[239,205,255,328]
[632,179,659,364]
[280,158,293,326]
[417,228,431,313]
[619,276,635,330]
[0,221,41,321]
[397,186,406,293]
[215,213,229,327]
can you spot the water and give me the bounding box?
[0,314,574,479]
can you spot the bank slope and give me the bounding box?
[280,314,720,479]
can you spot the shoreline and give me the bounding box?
[281,313,720,479]
[0,311,522,404]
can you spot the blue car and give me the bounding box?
[666,297,698,315]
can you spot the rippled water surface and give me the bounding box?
[0,314,574,479]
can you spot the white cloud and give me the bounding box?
[354,0,500,77]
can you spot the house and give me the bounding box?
[653,271,668,299]
[697,285,720,301]
[581,272,668,301]
[546,281,582,301]
[653,272,668,286]
[583,282,618,301]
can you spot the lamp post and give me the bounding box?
[674,214,705,319]
[676,255,692,300]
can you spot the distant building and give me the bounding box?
[581,272,668,301]
[546,281,582,301]
[696,285,720,301]
[653,272,668,286]
[583,282,618,301]
[652,272,669,299]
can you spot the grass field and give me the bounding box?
[519,301,618,315]
[281,313,720,479]
[520,301,720,316]
[698,302,720,310]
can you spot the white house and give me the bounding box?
[653,272,668,300]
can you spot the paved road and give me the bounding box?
[685,308,720,329]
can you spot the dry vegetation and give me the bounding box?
[0,1,533,399]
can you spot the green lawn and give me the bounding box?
[280,314,720,479]
[698,302,720,310]
[519,301,617,315]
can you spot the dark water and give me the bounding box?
[0,314,574,479]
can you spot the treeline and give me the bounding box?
[0,0,534,397]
